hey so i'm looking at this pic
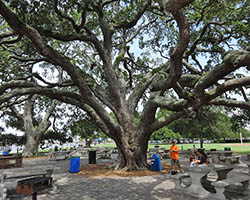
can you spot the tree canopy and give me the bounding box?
[0,0,250,170]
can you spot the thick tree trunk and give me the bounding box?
[22,97,55,157]
[113,135,149,171]
[23,134,39,156]
[200,131,203,149]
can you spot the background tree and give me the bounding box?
[231,109,250,132]
[151,109,181,143]
[0,0,250,170]
[169,107,237,147]
[69,116,102,147]
[239,128,250,139]
[0,133,25,147]
[151,126,181,144]
[40,129,72,149]
[1,95,57,156]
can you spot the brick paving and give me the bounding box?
[7,155,196,200]
[8,154,250,200]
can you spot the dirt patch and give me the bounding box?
[77,163,171,178]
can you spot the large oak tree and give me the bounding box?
[0,0,250,170]
[1,95,56,156]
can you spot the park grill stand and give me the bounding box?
[16,177,52,200]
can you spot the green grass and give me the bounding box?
[93,143,250,154]
[149,143,250,154]
[93,143,116,148]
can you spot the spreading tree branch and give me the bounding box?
[209,98,250,111]
[114,0,151,29]
[194,50,250,98]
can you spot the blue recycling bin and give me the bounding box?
[69,156,80,173]
[2,151,8,155]
[151,154,162,171]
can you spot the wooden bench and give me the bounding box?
[99,148,113,159]
[0,154,23,169]
[70,148,91,157]
[96,150,111,159]
[212,175,250,199]
[49,151,71,160]
[0,165,58,200]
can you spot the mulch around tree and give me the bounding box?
[77,162,171,178]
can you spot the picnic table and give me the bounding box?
[49,151,71,160]
[0,154,23,169]
[96,148,111,159]
[207,151,233,163]
[171,164,234,199]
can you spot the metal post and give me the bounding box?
[32,192,37,200]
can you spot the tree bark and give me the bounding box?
[199,130,203,149]
[23,132,39,156]
[22,96,56,157]
[112,131,149,171]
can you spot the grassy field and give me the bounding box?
[93,143,250,154]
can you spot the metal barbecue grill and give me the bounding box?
[16,176,52,200]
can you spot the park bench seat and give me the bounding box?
[215,175,249,185]
[170,172,190,179]
[212,175,250,199]
[170,173,191,189]
[96,149,112,159]
[220,155,240,164]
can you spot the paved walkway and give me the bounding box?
[8,154,250,200]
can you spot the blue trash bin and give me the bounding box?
[69,156,80,173]
[2,151,8,156]
[151,154,162,171]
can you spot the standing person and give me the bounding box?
[170,140,182,174]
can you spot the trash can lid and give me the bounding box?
[71,156,80,158]
[71,153,81,157]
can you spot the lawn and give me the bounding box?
[93,143,250,154]
[150,143,250,154]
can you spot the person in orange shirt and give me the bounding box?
[170,140,182,173]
